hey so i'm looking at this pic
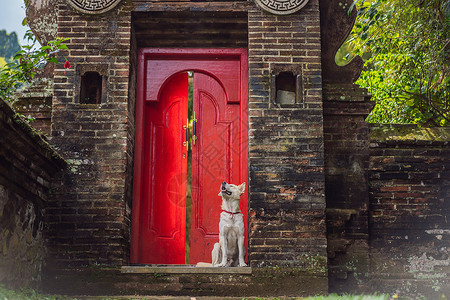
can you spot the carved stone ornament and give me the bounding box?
[66,0,122,14]
[254,0,310,15]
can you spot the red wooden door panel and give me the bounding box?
[139,72,188,264]
[190,72,248,264]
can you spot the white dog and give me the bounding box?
[212,181,247,267]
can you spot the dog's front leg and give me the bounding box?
[238,234,247,267]
[237,220,247,267]
[217,227,228,267]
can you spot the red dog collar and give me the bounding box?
[222,210,241,218]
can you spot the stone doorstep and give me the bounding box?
[121,265,252,274]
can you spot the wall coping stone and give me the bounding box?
[370,124,450,144]
[323,83,372,102]
[14,78,54,99]
[0,98,66,169]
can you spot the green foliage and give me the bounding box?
[0,30,68,103]
[347,0,450,126]
[335,41,356,66]
[306,295,389,300]
[0,56,6,67]
[0,30,21,60]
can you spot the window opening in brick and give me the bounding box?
[80,71,102,104]
[275,71,296,105]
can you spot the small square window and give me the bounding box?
[80,71,102,104]
[276,71,297,105]
[75,64,108,105]
[270,64,303,107]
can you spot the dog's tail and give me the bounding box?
[195,262,213,267]
[211,242,221,267]
[196,242,221,267]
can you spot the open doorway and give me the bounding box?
[130,49,248,265]
[185,72,193,264]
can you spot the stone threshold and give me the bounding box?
[121,265,252,274]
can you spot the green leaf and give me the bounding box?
[351,0,449,126]
[406,99,415,107]
[348,0,359,15]
[0,30,68,105]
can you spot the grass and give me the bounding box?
[305,295,389,300]
[0,286,397,300]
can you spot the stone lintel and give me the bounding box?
[132,1,249,12]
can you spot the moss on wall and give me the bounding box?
[370,124,450,143]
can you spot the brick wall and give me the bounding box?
[39,0,329,294]
[247,0,327,276]
[13,78,54,137]
[46,0,133,270]
[368,125,450,298]
[0,99,65,289]
[132,11,247,48]
[13,96,52,137]
[323,86,450,298]
[23,0,448,297]
[323,83,373,293]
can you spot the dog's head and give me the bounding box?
[218,181,245,200]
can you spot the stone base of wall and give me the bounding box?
[367,241,450,299]
[42,266,328,296]
[0,186,46,289]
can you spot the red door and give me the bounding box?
[131,49,248,264]
[190,72,248,264]
[137,72,188,264]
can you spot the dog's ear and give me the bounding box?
[238,182,246,194]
